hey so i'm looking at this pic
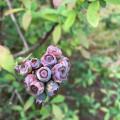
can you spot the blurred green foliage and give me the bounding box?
[1,0,120,120]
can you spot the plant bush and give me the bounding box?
[0,0,120,120]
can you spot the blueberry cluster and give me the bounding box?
[15,45,70,105]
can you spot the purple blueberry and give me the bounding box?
[36,93,47,105]
[36,67,51,82]
[41,53,57,67]
[14,65,20,73]
[29,81,44,96]
[19,60,32,75]
[59,56,71,72]
[46,81,59,97]
[24,74,37,91]
[52,63,68,83]
[46,45,62,58]
[30,58,41,69]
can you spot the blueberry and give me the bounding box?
[52,63,68,83]
[36,67,51,82]
[46,81,59,97]
[14,65,20,73]
[41,53,57,67]
[19,60,32,75]
[46,45,62,58]
[30,58,41,69]
[29,81,44,96]
[36,93,47,105]
[59,56,71,72]
[24,74,37,91]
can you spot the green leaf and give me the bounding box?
[105,0,120,4]
[22,11,32,31]
[73,114,79,120]
[52,25,61,44]
[0,45,15,73]
[87,1,100,27]
[21,0,32,10]
[12,105,22,111]
[63,10,76,32]
[78,30,89,49]
[32,8,58,22]
[4,8,24,16]
[51,95,65,103]
[24,97,34,111]
[52,104,64,120]
[104,112,110,120]
[40,106,51,119]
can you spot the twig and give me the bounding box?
[9,89,24,105]
[5,0,29,49]
[0,84,9,88]
[9,90,16,105]
[14,23,57,57]
[110,59,120,68]
[15,89,24,105]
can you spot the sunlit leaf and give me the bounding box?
[32,8,58,22]
[79,30,89,49]
[63,10,76,32]
[12,105,22,111]
[22,11,32,31]
[52,25,61,44]
[105,0,120,4]
[87,1,100,27]
[0,45,15,73]
[24,97,34,111]
[51,95,65,103]
[40,106,51,119]
[104,112,110,120]
[4,8,24,16]
[52,104,64,120]
[21,0,32,10]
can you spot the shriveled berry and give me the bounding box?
[36,67,51,82]
[52,63,68,83]
[59,56,71,72]
[36,93,47,105]
[41,53,57,67]
[46,81,59,97]
[29,81,44,96]
[19,60,32,75]
[24,74,37,91]
[30,58,41,69]
[46,45,62,58]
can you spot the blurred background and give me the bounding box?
[0,0,120,120]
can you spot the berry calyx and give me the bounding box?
[36,67,51,82]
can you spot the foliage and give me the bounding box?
[0,0,120,120]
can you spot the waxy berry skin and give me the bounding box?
[36,67,51,82]
[52,63,68,83]
[46,45,62,58]
[59,56,71,72]
[41,53,57,67]
[30,58,41,69]
[24,74,37,91]
[29,81,44,96]
[19,60,32,75]
[46,81,59,97]
[36,93,47,105]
